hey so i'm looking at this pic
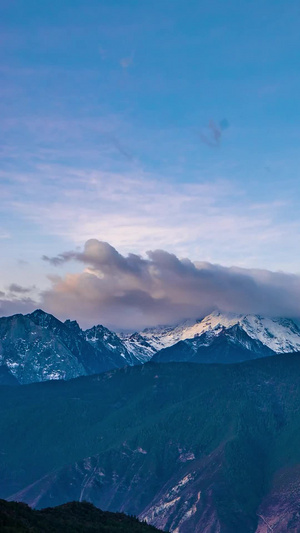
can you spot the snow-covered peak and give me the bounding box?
[237,315,300,353]
[137,311,300,354]
[118,332,156,362]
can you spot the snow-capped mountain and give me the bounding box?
[118,332,157,362]
[134,311,300,355]
[152,324,276,364]
[0,310,140,384]
[84,324,139,366]
[1,309,300,384]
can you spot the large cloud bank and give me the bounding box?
[38,239,300,330]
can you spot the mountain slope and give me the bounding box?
[152,324,276,364]
[2,356,300,531]
[118,332,157,362]
[0,310,140,384]
[84,324,139,366]
[0,366,19,386]
[0,499,164,532]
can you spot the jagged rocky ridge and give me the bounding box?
[2,356,300,532]
[1,309,300,383]
[0,310,141,384]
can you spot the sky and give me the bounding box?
[1,0,300,328]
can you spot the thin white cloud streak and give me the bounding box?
[2,161,299,271]
[2,162,300,271]
[1,110,299,272]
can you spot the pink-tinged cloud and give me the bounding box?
[40,239,300,330]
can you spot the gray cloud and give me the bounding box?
[0,297,37,317]
[8,283,35,294]
[40,239,300,331]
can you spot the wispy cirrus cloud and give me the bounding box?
[2,161,299,271]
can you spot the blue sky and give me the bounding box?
[1,0,300,324]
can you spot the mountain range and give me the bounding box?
[2,308,300,531]
[1,356,300,531]
[1,309,300,384]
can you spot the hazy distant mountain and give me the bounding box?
[2,356,300,532]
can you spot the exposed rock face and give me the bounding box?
[256,468,300,532]
[9,449,227,532]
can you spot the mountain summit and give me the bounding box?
[0,310,140,384]
[137,311,300,353]
[148,311,300,364]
